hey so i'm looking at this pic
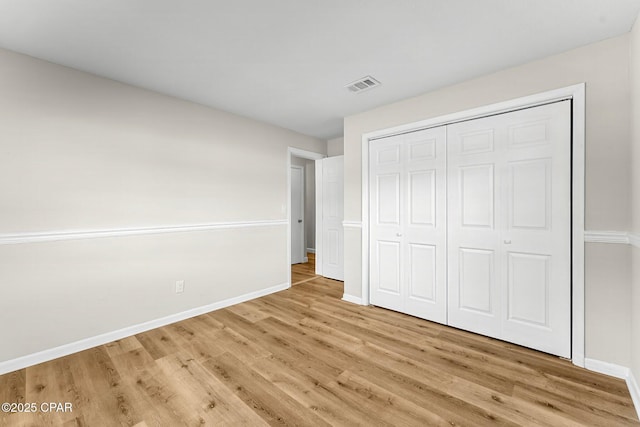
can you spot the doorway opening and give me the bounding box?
[287,148,324,288]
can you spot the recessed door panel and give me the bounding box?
[509,159,550,230]
[326,229,339,267]
[409,139,436,160]
[507,252,549,327]
[378,241,401,294]
[409,170,436,226]
[408,244,436,301]
[378,146,400,165]
[460,129,494,155]
[377,174,400,225]
[460,165,494,228]
[459,248,494,314]
[508,120,549,147]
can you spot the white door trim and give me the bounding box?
[287,147,325,287]
[360,83,586,367]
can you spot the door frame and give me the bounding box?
[287,147,325,288]
[360,83,586,367]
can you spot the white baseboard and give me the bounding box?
[584,358,630,379]
[0,282,289,376]
[306,248,316,254]
[342,294,364,305]
[628,370,640,420]
[303,256,309,263]
[583,359,640,419]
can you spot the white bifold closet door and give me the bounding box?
[447,100,571,358]
[369,127,448,324]
[369,100,571,358]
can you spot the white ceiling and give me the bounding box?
[1,1,639,140]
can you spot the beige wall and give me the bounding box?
[0,48,325,363]
[630,13,640,385]
[327,136,344,156]
[344,35,632,366]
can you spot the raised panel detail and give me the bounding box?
[377,146,400,165]
[378,241,401,294]
[409,139,436,160]
[377,174,400,224]
[460,165,494,228]
[508,121,549,147]
[510,159,550,229]
[327,181,340,219]
[507,252,550,327]
[409,170,435,226]
[327,229,339,266]
[459,248,494,314]
[460,129,494,154]
[408,244,436,301]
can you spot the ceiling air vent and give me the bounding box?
[346,76,381,94]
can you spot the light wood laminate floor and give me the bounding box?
[0,268,638,426]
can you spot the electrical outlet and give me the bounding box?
[175,280,185,294]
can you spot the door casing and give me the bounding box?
[359,84,586,367]
[287,147,325,288]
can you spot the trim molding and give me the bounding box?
[628,370,640,421]
[584,358,630,379]
[584,359,640,419]
[306,248,316,254]
[584,231,630,244]
[343,221,363,229]
[342,294,364,305]
[0,282,289,376]
[0,220,287,246]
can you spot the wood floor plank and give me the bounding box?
[513,382,640,426]
[203,352,330,426]
[155,351,268,426]
[329,370,454,427]
[0,257,637,426]
[249,355,383,426]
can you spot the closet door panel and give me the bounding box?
[447,120,502,337]
[370,135,404,311]
[448,101,571,358]
[370,127,447,323]
[403,127,447,323]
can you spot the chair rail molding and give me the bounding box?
[0,220,288,245]
[584,230,632,245]
[342,221,363,229]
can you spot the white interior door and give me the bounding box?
[447,101,571,358]
[369,127,447,324]
[291,165,305,265]
[319,156,344,280]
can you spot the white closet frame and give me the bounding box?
[360,84,586,367]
